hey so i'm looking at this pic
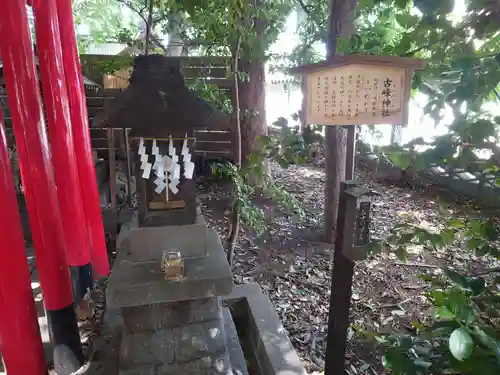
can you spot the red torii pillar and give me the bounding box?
[0,0,83,367]
[32,0,93,300]
[56,0,110,278]
[0,108,46,375]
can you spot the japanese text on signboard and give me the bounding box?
[306,64,407,126]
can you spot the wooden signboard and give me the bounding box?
[290,55,425,126]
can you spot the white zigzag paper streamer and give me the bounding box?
[153,154,167,194]
[138,137,152,179]
[167,135,180,194]
[182,133,194,180]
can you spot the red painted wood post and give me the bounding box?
[0,0,83,366]
[0,108,46,375]
[55,0,110,278]
[31,0,91,270]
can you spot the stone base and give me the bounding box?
[119,352,231,375]
[96,284,306,375]
[120,317,227,368]
[107,229,232,308]
[139,205,197,227]
[118,295,239,375]
[122,298,221,333]
[128,222,209,261]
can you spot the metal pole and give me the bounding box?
[55,0,110,278]
[0,108,46,375]
[31,0,93,301]
[0,0,83,367]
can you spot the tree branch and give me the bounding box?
[297,0,312,15]
[144,0,154,55]
[494,88,500,101]
[150,33,168,54]
[115,0,148,23]
[403,37,447,57]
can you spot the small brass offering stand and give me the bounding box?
[161,250,184,281]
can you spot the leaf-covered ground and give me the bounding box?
[198,163,500,375]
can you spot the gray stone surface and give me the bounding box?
[222,307,249,375]
[53,345,82,375]
[120,329,175,368]
[119,352,232,375]
[224,283,308,375]
[128,219,209,261]
[104,307,125,332]
[107,229,232,308]
[174,318,226,362]
[122,297,221,332]
[116,213,139,252]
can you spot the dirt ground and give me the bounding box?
[196,163,500,375]
[75,162,500,375]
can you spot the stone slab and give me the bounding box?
[174,318,226,362]
[119,351,232,375]
[120,328,175,368]
[128,221,209,261]
[222,307,249,375]
[223,284,308,375]
[122,297,221,332]
[107,229,232,308]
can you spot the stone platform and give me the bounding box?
[107,213,238,374]
[107,228,232,308]
[94,283,307,375]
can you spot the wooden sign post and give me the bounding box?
[290,55,425,127]
[290,55,425,375]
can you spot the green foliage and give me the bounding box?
[290,0,500,177]
[177,0,293,60]
[75,0,293,63]
[212,135,305,235]
[73,0,143,47]
[187,78,233,115]
[80,55,133,76]
[367,212,500,374]
[269,116,323,164]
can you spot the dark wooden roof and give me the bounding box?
[91,54,231,139]
[289,55,426,75]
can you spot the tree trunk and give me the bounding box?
[166,11,188,56]
[237,58,267,163]
[233,0,268,164]
[324,126,348,242]
[323,0,357,243]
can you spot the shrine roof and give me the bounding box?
[91,54,231,139]
[289,55,426,75]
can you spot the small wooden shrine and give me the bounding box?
[92,54,232,226]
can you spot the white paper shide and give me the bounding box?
[138,136,194,197]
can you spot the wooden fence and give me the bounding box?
[1,55,237,160]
